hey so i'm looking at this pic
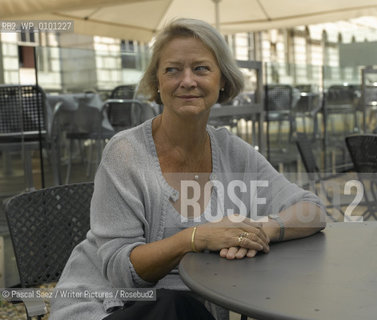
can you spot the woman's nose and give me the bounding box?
[180,69,197,88]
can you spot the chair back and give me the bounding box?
[325,85,360,107]
[361,68,377,108]
[105,99,145,131]
[294,85,321,114]
[265,84,294,111]
[5,182,93,287]
[345,135,377,173]
[362,86,377,107]
[110,85,136,99]
[0,85,47,140]
[295,132,320,181]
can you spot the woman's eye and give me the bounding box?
[195,66,210,72]
[165,67,178,73]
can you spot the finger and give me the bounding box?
[247,249,257,258]
[240,226,270,245]
[219,248,228,258]
[247,232,270,253]
[236,229,270,252]
[250,225,270,244]
[235,247,248,259]
[257,226,270,243]
[226,247,239,260]
[237,234,269,253]
[251,233,270,253]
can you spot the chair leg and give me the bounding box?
[330,116,335,136]
[2,151,13,176]
[288,115,296,142]
[236,120,241,137]
[78,140,87,164]
[351,112,355,132]
[86,140,94,178]
[23,298,47,320]
[65,139,74,184]
[50,140,62,185]
[96,139,103,169]
[302,115,307,135]
[252,118,256,145]
[23,150,35,191]
[277,121,282,144]
[312,114,319,140]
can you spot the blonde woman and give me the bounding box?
[51,18,325,320]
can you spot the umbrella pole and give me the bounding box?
[212,0,221,31]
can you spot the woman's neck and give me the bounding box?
[152,112,212,172]
[154,112,209,153]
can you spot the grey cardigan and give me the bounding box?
[50,118,324,320]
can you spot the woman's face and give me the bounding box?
[157,36,224,117]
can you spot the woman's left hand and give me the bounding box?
[219,247,258,259]
[219,223,271,259]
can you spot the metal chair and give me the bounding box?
[110,84,136,100]
[108,84,157,131]
[294,85,322,140]
[264,84,300,171]
[345,134,377,220]
[265,84,297,144]
[4,182,93,319]
[360,67,377,133]
[323,84,360,133]
[323,85,359,135]
[0,85,60,190]
[49,93,115,184]
[296,132,354,220]
[105,98,145,132]
[322,84,360,171]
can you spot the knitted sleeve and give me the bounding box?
[90,133,156,289]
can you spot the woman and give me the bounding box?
[50,18,326,320]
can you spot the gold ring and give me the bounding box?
[240,232,249,238]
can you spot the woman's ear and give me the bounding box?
[220,78,226,91]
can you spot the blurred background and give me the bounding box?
[1,0,377,302]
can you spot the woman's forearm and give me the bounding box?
[263,202,326,242]
[130,212,273,282]
[130,228,193,283]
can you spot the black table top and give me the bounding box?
[179,222,377,320]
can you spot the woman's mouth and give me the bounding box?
[178,95,200,99]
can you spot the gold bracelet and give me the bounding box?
[191,226,198,252]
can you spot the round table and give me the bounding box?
[179,222,377,320]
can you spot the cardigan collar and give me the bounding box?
[143,118,220,202]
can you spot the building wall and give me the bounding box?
[0,33,20,84]
[94,36,122,90]
[1,18,377,91]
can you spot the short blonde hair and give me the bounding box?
[137,18,244,104]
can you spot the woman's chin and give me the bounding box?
[174,104,211,118]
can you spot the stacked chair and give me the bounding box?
[4,182,93,319]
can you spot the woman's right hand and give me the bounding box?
[193,215,270,255]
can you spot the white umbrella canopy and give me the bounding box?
[1,0,377,41]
